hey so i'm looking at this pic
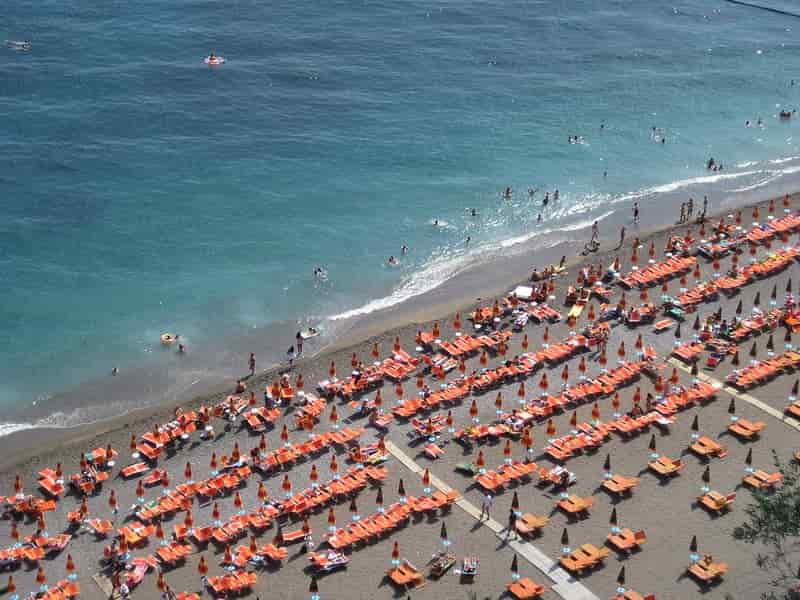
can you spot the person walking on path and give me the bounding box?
[506,508,517,540]
[633,202,639,223]
[249,353,256,377]
[479,493,493,520]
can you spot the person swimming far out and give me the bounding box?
[387,255,398,266]
[503,186,512,199]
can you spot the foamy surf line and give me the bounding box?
[328,156,800,324]
[328,210,617,322]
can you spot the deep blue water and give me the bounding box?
[2,0,800,428]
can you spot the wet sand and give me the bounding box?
[1,195,799,600]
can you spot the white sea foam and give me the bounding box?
[329,210,616,322]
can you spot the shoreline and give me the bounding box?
[5,154,800,432]
[0,191,789,475]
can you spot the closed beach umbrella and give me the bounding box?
[9,522,17,541]
[539,373,549,391]
[469,399,478,419]
[329,405,339,426]
[561,365,569,383]
[745,448,753,466]
[184,510,194,528]
[503,439,512,460]
[609,507,618,525]
[570,411,578,427]
[690,535,698,552]
[130,433,137,453]
[374,389,383,407]
[691,415,699,432]
[282,475,291,494]
[329,454,338,475]
[603,454,611,473]
[65,554,75,575]
[617,566,626,585]
[454,313,461,330]
[327,507,336,527]
[440,522,448,543]
[329,361,336,379]
[212,502,220,521]
[6,575,14,594]
[617,342,625,358]
[521,335,529,351]
[728,398,736,414]
[234,491,243,510]
[547,419,556,437]
[561,527,569,546]
[223,545,232,564]
[736,299,743,315]
[309,577,319,594]
[599,350,607,366]
[612,393,620,412]
[511,554,519,576]
[476,450,485,468]
[198,555,208,576]
[543,326,549,343]
[480,350,488,366]
[36,566,46,586]
[648,434,656,452]
[391,541,400,562]
[13,475,21,495]
[296,373,304,389]
[108,490,118,512]
[397,479,406,498]
[754,291,761,306]
[495,392,503,411]
[375,487,384,508]
[767,334,774,351]
[518,382,526,398]
[702,465,711,484]
[210,453,217,470]
[184,462,192,481]
[592,402,600,421]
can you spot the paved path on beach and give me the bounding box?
[385,440,600,600]
[667,357,800,432]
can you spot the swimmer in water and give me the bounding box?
[433,219,439,226]
[537,213,542,223]
[401,244,408,255]
[543,192,549,207]
[388,255,398,266]
[504,186,512,199]
[528,187,535,197]
[470,208,478,217]
[466,236,471,244]
[554,189,559,201]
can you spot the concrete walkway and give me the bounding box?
[385,440,600,600]
[667,357,800,432]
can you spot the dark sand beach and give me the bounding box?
[2,195,799,600]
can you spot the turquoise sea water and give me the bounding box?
[2,0,800,430]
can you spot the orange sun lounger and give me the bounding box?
[387,559,426,589]
[606,528,647,553]
[687,558,728,583]
[648,456,683,478]
[602,475,640,497]
[506,577,546,599]
[515,513,549,537]
[697,490,736,514]
[728,418,765,440]
[742,469,783,491]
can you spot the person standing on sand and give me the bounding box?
[286,346,295,368]
[590,220,599,244]
[249,353,256,377]
[687,197,694,220]
[296,331,303,355]
[616,226,626,250]
[679,202,686,224]
[633,202,639,223]
[703,195,708,217]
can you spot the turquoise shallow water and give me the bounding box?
[2,0,800,428]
